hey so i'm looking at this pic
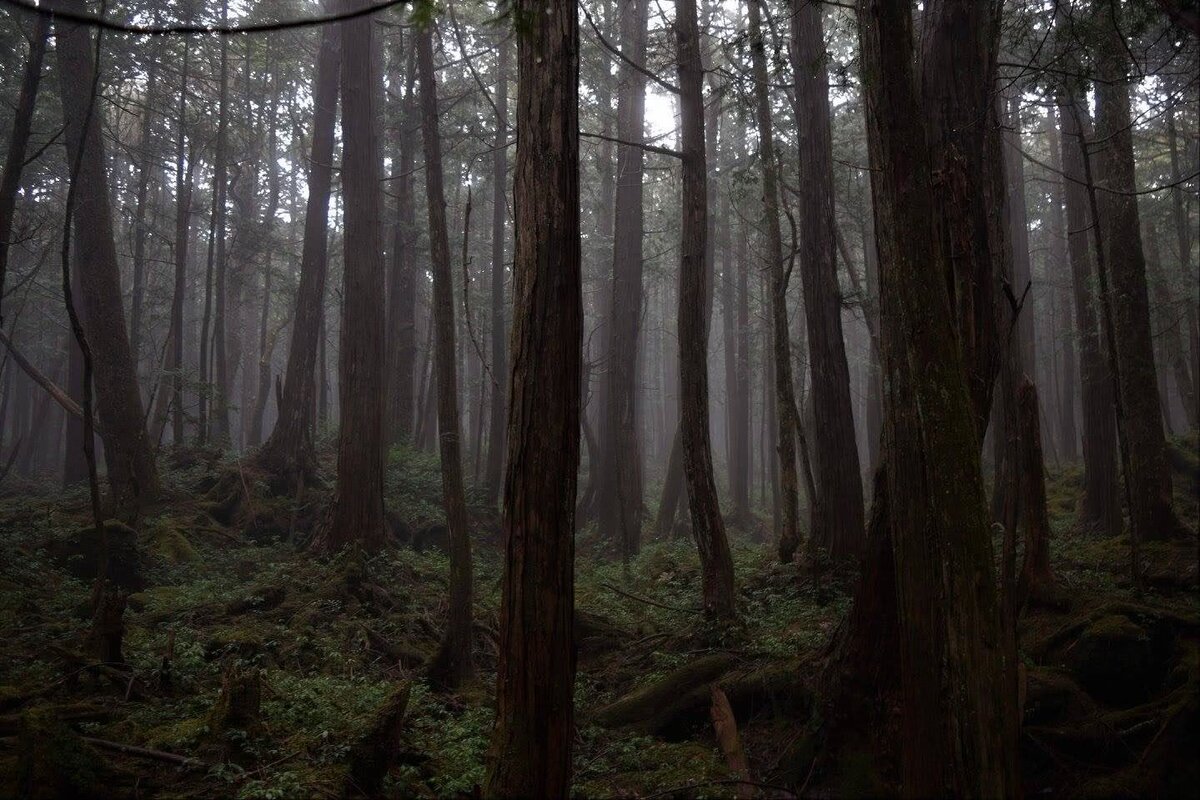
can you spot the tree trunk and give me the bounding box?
[128,45,162,381]
[1146,224,1197,429]
[247,78,282,449]
[309,0,388,555]
[856,1,1018,793]
[1056,87,1121,538]
[482,34,509,505]
[416,21,473,691]
[169,44,193,448]
[676,0,735,620]
[207,0,232,446]
[0,14,49,328]
[791,0,865,561]
[52,0,160,516]
[1092,3,1184,542]
[1017,376,1058,607]
[257,18,339,486]
[484,0,580,792]
[599,0,649,561]
[746,0,801,564]
[1046,112,1078,461]
[1166,108,1199,420]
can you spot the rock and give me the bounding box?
[1064,615,1161,707]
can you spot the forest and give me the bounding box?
[0,0,1197,796]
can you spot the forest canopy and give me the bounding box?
[0,0,1197,797]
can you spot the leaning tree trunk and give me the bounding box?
[416,21,473,691]
[676,0,735,620]
[484,0,581,792]
[52,0,160,518]
[791,0,865,561]
[854,0,1018,794]
[598,0,649,562]
[1092,3,1184,542]
[1056,85,1121,538]
[257,19,339,487]
[309,0,388,554]
[0,13,49,328]
[747,0,801,564]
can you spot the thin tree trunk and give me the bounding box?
[207,0,232,445]
[0,14,50,328]
[599,0,649,561]
[128,45,162,380]
[747,0,800,563]
[166,43,193,448]
[1166,108,1199,419]
[1017,376,1058,607]
[1146,223,1197,429]
[386,38,417,447]
[416,21,473,691]
[485,0,580,789]
[482,34,509,503]
[676,0,735,620]
[791,0,865,560]
[257,18,339,486]
[1046,111,1078,461]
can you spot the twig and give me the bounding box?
[600,582,703,614]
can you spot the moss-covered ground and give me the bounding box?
[0,434,1196,798]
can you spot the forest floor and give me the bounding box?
[0,435,1197,799]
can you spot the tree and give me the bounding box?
[747,0,801,564]
[309,0,388,554]
[484,0,581,792]
[257,18,339,487]
[1091,0,1185,542]
[676,0,735,619]
[52,0,160,518]
[482,31,509,505]
[386,31,417,447]
[598,0,650,561]
[0,14,49,327]
[416,19,474,690]
[835,0,1019,793]
[791,0,865,561]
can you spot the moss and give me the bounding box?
[14,707,101,800]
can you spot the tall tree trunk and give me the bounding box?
[128,46,162,380]
[52,0,160,516]
[207,0,232,445]
[854,1,1018,793]
[485,0,580,790]
[310,0,388,553]
[1057,87,1121,537]
[0,14,50,328]
[416,21,473,691]
[746,0,801,563]
[676,0,735,619]
[1017,376,1058,606]
[1146,224,1197,429]
[169,43,193,447]
[257,18,339,486]
[386,36,417,447]
[1166,108,1199,420]
[482,33,509,504]
[1092,2,1184,542]
[599,0,649,561]
[791,0,865,561]
[1046,111,1078,461]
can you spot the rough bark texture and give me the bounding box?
[1016,377,1058,607]
[0,14,49,328]
[851,0,1019,794]
[169,44,193,447]
[598,0,649,562]
[747,0,801,564]
[676,0,735,620]
[1166,109,1199,420]
[791,0,865,561]
[1146,225,1197,430]
[1092,3,1183,542]
[1056,87,1121,538]
[416,22,473,691]
[310,0,387,554]
[208,3,232,446]
[484,0,580,792]
[53,0,160,516]
[257,20,339,486]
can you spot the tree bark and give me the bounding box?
[1016,376,1058,607]
[206,0,232,445]
[676,0,735,620]
[1145,223,1197,429]
[386,36,417,447]
[1046,111,1078,461]
[52,0,160,516]
[746,0,801,564]
[416,21,474,690]
[1166,108,1199,420]
[482,34,510,505]
[1092,2,1184,542]
[128,44,162,381]
[484,0,580,792]
[791,0,865,561]
[169,44,193,448]
[0,14,50,328]
[598,0,649,561]
[257,18,339,486]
